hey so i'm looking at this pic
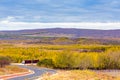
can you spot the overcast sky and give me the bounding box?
[0,0,120,30]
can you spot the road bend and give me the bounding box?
[7,64,56,80]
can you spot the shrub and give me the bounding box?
[98,51,120,69]
[0,56,11,68]
[54,51,76,69]
[37,59,54,68]
[78,57,92,69]
[77,53,99,69]
[105,52,120,69]
[0,44,120,69]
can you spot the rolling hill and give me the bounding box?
[0,28,120,39]
[0,28,120,45]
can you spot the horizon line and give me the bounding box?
[0,27,120,31]
[0,21,120,30]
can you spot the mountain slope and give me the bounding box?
[0,28,120,39]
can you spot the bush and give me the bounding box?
[0,44,120,69]
[98,51,120,69]
[37,59,54,68]
[78,55,92,69]
[105,52,120,69]
[54,51,76,69]
[0,56,11,68]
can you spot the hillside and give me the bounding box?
[0,28,120,39]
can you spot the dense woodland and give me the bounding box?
[0,38,120,69]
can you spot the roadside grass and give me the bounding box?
[0,66,28,75]
[40,70,120,80]
[95,70,120,80]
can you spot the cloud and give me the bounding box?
[0,0,120,23]
[0,16,16,23]
[0,20,120,30]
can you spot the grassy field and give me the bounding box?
[0,66,28,75]
[40,70,120,80]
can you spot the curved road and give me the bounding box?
[8,65,56,80]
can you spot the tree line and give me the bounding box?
[0,44,120,69]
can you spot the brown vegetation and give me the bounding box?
[0,66,28,75]
[40,70,119,80]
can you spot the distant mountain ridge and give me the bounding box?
[0,28,120,39]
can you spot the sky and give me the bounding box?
[0,0,120,30]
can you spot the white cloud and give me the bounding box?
[0,16,15,23]
[0,20,120,30]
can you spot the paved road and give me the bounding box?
[8,65,56,80]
